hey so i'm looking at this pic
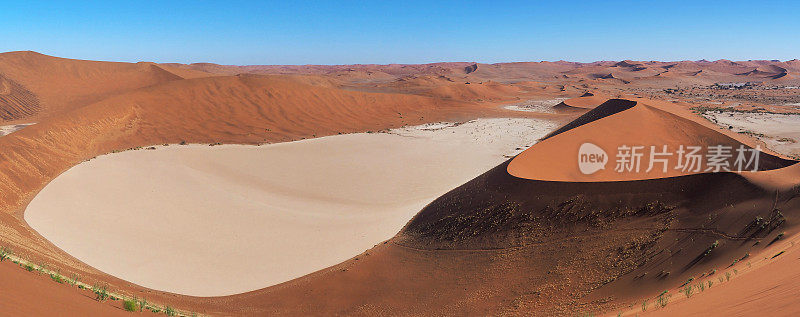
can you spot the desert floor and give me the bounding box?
[24,117,556,296]
[702,111,800,159]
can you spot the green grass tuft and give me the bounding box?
[136,297,148,312]
[123,299,138,312]
[683,285,693,298]
[656,290,669,308]
[49,271,64,284]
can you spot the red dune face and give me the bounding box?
[509,99,796,182]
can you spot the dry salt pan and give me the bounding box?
[25,118,558,296]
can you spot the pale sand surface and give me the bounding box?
[703,111,800,158]
[0,123,35,136]
[503,98,566,113]
[25,118,557,296]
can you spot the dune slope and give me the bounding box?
[0,51,185,120]
[509,99,795,182]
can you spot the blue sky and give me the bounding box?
[1,1,798,65]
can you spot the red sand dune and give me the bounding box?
[645,232,800,316]
[0,260,151,316]
[159,58,800,89]
[552,91,614,111]
[425,80,523,101]
[0,51,191,121]
[509,99,795,182]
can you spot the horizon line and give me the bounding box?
[4,50,799,67]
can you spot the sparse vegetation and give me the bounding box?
[683,285,693,298]
[36,262,48,275]
[656,290,669,308]
[769,232,786,245]
[641,299,648,312]
[123,299,138,311]
[68,273,80,285]
[92,283,109,302]
[691,105,798,115]
[706,240,719,255]
[0,251,188,316]
[137,297,148,312]
[49,271,64,284]
[0,247,11,261]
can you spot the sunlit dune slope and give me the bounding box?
[508,99,796,182]
[0,51,186,120]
